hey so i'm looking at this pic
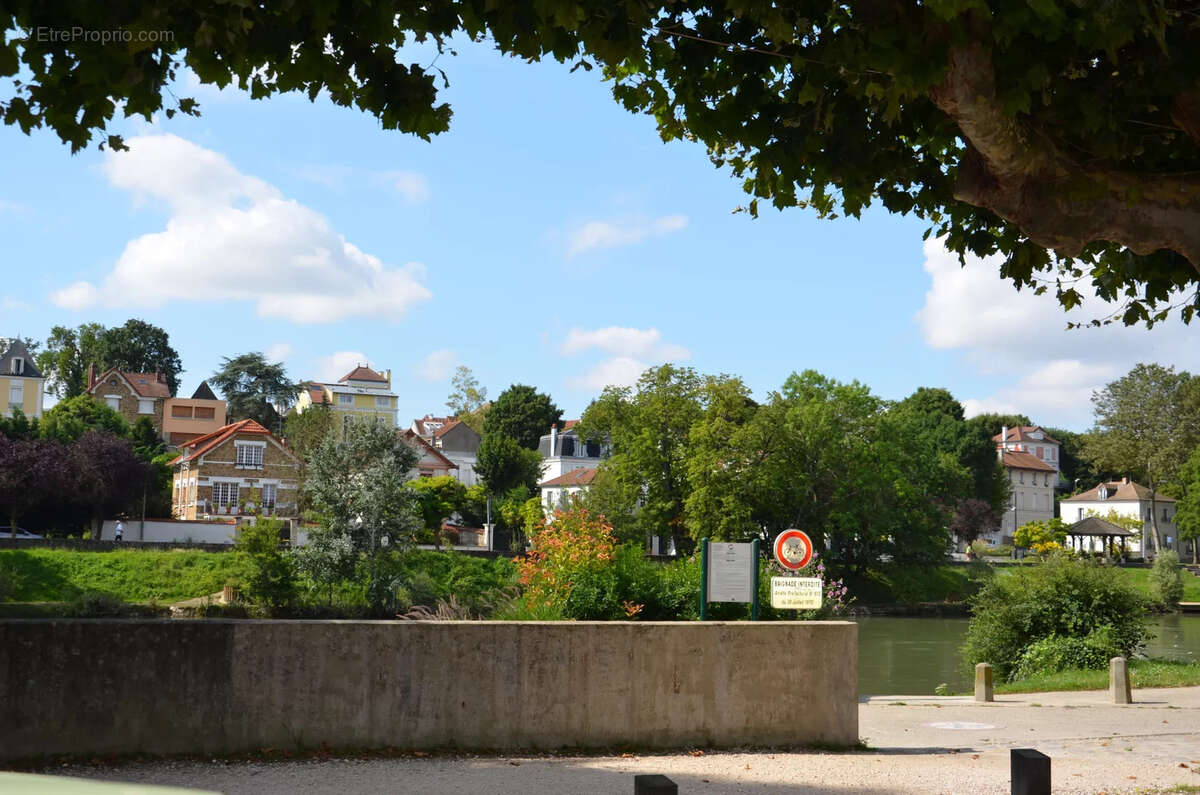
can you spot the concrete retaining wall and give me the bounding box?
[100,519,238,544]
[0,620,857,759]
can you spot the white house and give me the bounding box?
[537,421,608,481]
[995,426,1057,543]
[1060,478,1178,557]
[539,467,597,515]
[410,415,481,487]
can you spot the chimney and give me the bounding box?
[156,371,166,384]
[550,423,558,457]
[88,362,98,390]
[384,368,391,387]
[999,425,1007,461]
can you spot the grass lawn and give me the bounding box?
[995,659,1200,693]
[1110,565,1200,603]
[847,564,979,605]
[0,547,251,603]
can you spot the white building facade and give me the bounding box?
[1061,479,1178,556]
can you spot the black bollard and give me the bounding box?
[1011,748,1050,795]
[634,774,679,795]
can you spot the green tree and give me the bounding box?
[446,365,488,418]
[580,365,706,554]
[39,395,129,443]
[0,407,39,441]
[304,418,421,609]
[36,323,106,398]
[482,384,562,450]
[1014,518,1069,554]
[234,515,296,609]
[211,352,296,430]
[475,434,543,497]
[11,4,1200,325]
[406,475,467,548]
[1174,443,1200,564]
[1150,549,1185,609]
[1083,363,1200,556]
[290,531,356,605]
[96,319,184,396]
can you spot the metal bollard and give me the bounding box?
[1010,748,1050,795]
[634,774,678,795]
[1110,656,1132,704]
[975,662,994,702]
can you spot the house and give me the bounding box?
[537,421,608,481]
[399,429,459,479]
[1061,478,1178,556]
[162,381,227,447]
[0,339,44,419]
[539,467,597,515]
[170,419,301,522]
[86,364,171,437]
[995,425,1057,543]
[410,415,481,486]
[295,365,398,435]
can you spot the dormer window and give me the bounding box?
[10,357,23,375]
[1099,486,1109,500]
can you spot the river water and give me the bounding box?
[853,614,1200,695]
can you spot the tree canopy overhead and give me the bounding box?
[5,1,1200,325]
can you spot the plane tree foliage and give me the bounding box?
[5,2,1200,324]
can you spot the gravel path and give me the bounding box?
[36,687,1200,794]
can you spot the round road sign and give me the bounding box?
[773,529,814,571]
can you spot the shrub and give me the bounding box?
[1150,549,1184,609]
[67,590,125,617]
[1012,626,1126,679]
[984,545,1013,558]
[234,517,296,608]
[517,507,617,616]
[962,553,1150,682]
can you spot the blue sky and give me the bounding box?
[2,38,1196,431]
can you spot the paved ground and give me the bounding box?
[41,687,1200,794]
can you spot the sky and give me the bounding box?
[2,37,1197,432]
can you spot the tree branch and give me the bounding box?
[930,40,1200,274]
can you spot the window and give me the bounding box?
[1044,474,1050,486]
[1164,508,1170,521]
[138,398,154,414]
[1050,448,1057,461]
[1078,508,1083,521]
[105,395,121,411]
[10,357,23,375]
[375,396,390,408]
[561,437,575,457]
[235,442,264,469]
[1019,471,1024,484]
[194,406,214,420]
[212,482,239,507]
[9,381,23,409]
[171,405,194,418]
[261,483,277,512]
[338,394,353,405]
[1036,446,1044,459]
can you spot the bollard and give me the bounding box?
[975,662,994,702]
[1011,749,1050,795]
[1110,656,1132,704]
[634,774,678,795]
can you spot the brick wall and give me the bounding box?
[92,374,165,437]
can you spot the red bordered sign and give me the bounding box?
[773,529,813,571]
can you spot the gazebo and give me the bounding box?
[1066,516,1136,560]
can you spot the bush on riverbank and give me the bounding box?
[1150,550,1185,609]
[996,659,1200,693]
[963,554,1150,682]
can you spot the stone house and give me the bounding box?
[86,364,170,437]
[170,419,300,521]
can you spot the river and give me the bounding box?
[853,614,1200,695]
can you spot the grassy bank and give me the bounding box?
[0,547,251,603]
[1110,566,1200,603]
[995,659,1200,694]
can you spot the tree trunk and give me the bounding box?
[1148,486,1162,558]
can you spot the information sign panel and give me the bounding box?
[706,542,755,603]
[770,577,823,610]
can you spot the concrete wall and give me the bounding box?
[100,519,238,544]
[0,620,857,760]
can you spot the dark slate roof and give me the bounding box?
[0,339,42,379]
[191,381,218,400]
[1067,515,1136,537]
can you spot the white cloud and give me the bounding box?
[916,237,1200,427]
[265,343,293,363]
[316,351,371,382]
[567,214,689,258]
[416,349,457,382]
[1,296,32,311]
[561,326,691,391]
[0,199,29,214]
[390,171,431,203]
[50,134,433,323]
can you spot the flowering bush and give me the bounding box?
[516,507,617,611]
[762,550,853,618]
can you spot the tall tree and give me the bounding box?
[482,384,562,450]
[1084,363,1200,556]
[1172,444,1200,565]
[39,395,130,443]
[0,437,56,537]
[446,365,488,417]
[211,353,296,430]
[8,4,1200,325]
[68,431,151,538]
[97,319,184,395]
[36,323,105,398]
[474,434,543,497]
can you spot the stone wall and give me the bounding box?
[0,620,858,760]
[91,372,165,436]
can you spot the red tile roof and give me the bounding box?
[1062,481,1175,503]
[562,419,579,430]
[307,386,329,405]
[339,366,387,383]
[992,425,1061,445]
[1001,451,1056,472]
[431,419,462,439]
[540,468,598,487]
[88,367,171,399]
[170,419,288,465]
[399,429,458,470]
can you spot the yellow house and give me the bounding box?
[295,365,398,434]
[0,339,45,419]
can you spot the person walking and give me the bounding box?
[114,519,124,542]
